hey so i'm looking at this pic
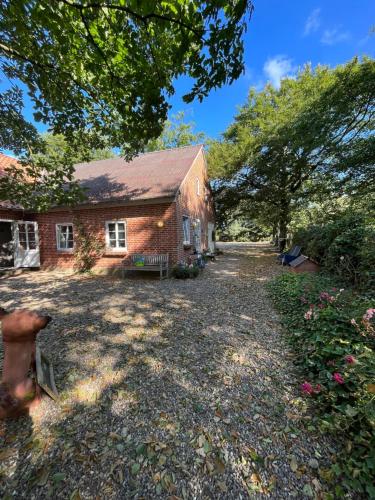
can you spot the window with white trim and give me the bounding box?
[56,224,74,251]
[182,216,190,244]
[105,221,127,250]
[196,177,200,196]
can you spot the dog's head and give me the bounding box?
[1,309,52,342]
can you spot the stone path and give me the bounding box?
[0,243,334,498]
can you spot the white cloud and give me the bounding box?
[321,28,350,45]
[304,8,321,36]
[263,56,294,89]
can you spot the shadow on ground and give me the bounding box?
[0,244,335,498]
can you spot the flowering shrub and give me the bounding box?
[268,272,375,497]
[292,213,375,287]
[171,262,199,279]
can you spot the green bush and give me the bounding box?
[293,213,375,287]
[268,272,375,497]
[171,263,199,279]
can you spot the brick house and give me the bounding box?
[0,144,215,273]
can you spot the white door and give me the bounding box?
[14,221,40,268]
[208,223,215,253]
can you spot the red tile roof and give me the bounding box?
[0,144,204,210]
[0,152,22,175]
[74,144,203,203]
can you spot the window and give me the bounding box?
[182,216,190,244]
[196,177,200,196]
[56,224,74,251]
[105,221,127,250]
[18,222,37,250]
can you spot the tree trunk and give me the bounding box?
[277,202,290,252]
[271,225,278,247]
[278,220,288,252]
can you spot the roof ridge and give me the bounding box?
[74,143,204,166]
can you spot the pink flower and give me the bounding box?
[350,318,358,326]
[318,303,325,309]
[331,288,338,292]
[345,355,356,364]
[332,372,345,384]
[301,382,322,395]
[300,296,308,304]
[363,308,375,321]
[301,382,314,394]
[320,291,335,303]
[304,309,313,320]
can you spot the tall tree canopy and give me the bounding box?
[0,0,253,158]
[144,111,205,152]
[208,57,375,249]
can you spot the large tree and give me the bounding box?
[0,0,253,158]
[208,57,375,249]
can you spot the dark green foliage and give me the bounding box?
[293,213,375,287]
[172,263,199,279]
[0,1,253,158]
[208,57,375,248]
[268,273,375,497]
[0,87,42,155]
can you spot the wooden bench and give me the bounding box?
[122,254,169,279]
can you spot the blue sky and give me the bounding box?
[169,0,375,139]
[2,0,374,150]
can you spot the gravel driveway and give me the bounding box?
[0,243,335,498]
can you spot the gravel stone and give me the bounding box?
[0,243,336,498]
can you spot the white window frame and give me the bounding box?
[182,215,191,245]
[56,223,74,251]
[105,220,127,251]
[196,177,200,196]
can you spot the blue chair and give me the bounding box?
[278,245,301,265]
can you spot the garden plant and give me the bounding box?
[268,272,375,497]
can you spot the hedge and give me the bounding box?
[268,272,375,497]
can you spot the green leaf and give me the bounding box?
[131,463,140,475]
[52,472,65,484]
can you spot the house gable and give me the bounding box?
[175,147,215,260]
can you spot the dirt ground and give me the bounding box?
[0,243,335,499]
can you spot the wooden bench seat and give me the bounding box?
[122,254,169,279]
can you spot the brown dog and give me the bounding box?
[0,307,52,419]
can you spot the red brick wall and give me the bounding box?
[34,202,178,270]
[1,150,215,271]
[176,148,215,261]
